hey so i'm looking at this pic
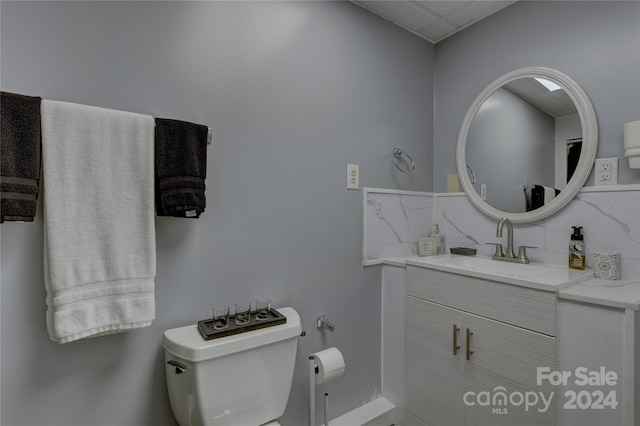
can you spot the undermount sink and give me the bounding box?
[405,254,593,291]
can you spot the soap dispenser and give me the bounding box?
[430,224,446,255]
[568,226,586,270]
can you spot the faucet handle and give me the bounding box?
[487,242,505,258]
[516,245,537,263]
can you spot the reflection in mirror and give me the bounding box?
[456,67,598,224]
[465,78,580,213]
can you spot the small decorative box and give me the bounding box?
[593,251,621,280]
[418,237,438,257]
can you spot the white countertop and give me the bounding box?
[405,254,593,292]
[559,278,640,310]
[378,255,640,310]
[376,256,420,267]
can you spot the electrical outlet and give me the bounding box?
[347,164,359,190]
[595,158,618,185]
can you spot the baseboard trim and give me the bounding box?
[324,397,395,426]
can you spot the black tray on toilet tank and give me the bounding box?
[197,308,287,341]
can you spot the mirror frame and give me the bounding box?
[456,67,598,223]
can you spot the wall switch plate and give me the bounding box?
[480,183,487,200]
[347,164,359,190]
[447,173,461,192]
[595,158,618,185]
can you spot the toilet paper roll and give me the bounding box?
[311,347,345,385]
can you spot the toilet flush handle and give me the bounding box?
[167,360,188,374]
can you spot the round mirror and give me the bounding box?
[456,67,598,223]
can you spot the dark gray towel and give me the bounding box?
[1,91,42,222]
[154,118,208,218]
[529,184,560,211]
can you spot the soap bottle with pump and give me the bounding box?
[430,224,446,255]
[568,226,586,270]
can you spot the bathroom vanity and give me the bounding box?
[400,255,639,426]
[369,65,640,426]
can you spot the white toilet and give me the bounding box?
[162,307,302,426]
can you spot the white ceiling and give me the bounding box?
[351,0,517,43]
[505,78,577,118]
[351,1,570,117]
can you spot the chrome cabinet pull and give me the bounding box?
[466,328,474,360]
[453,324,461,355]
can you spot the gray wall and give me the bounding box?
[0,2,434,425]
[434,0,640,191]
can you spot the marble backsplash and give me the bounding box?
[364,187,640,280]
[363,189,432,264]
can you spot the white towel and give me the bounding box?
[41,100,156,344]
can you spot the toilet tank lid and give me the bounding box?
[162,307,301,362]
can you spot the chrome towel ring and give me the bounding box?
[393,148,415,175]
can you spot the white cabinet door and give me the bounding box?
[557,300,630,426]
[465,313,556,426]
[406,296,466,425]
[406,297,557,426]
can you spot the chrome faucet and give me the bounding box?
[497,217,516,259]
[489,217,536,264]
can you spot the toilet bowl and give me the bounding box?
[162,306,301,426]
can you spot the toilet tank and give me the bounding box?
[162,307,301,426]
